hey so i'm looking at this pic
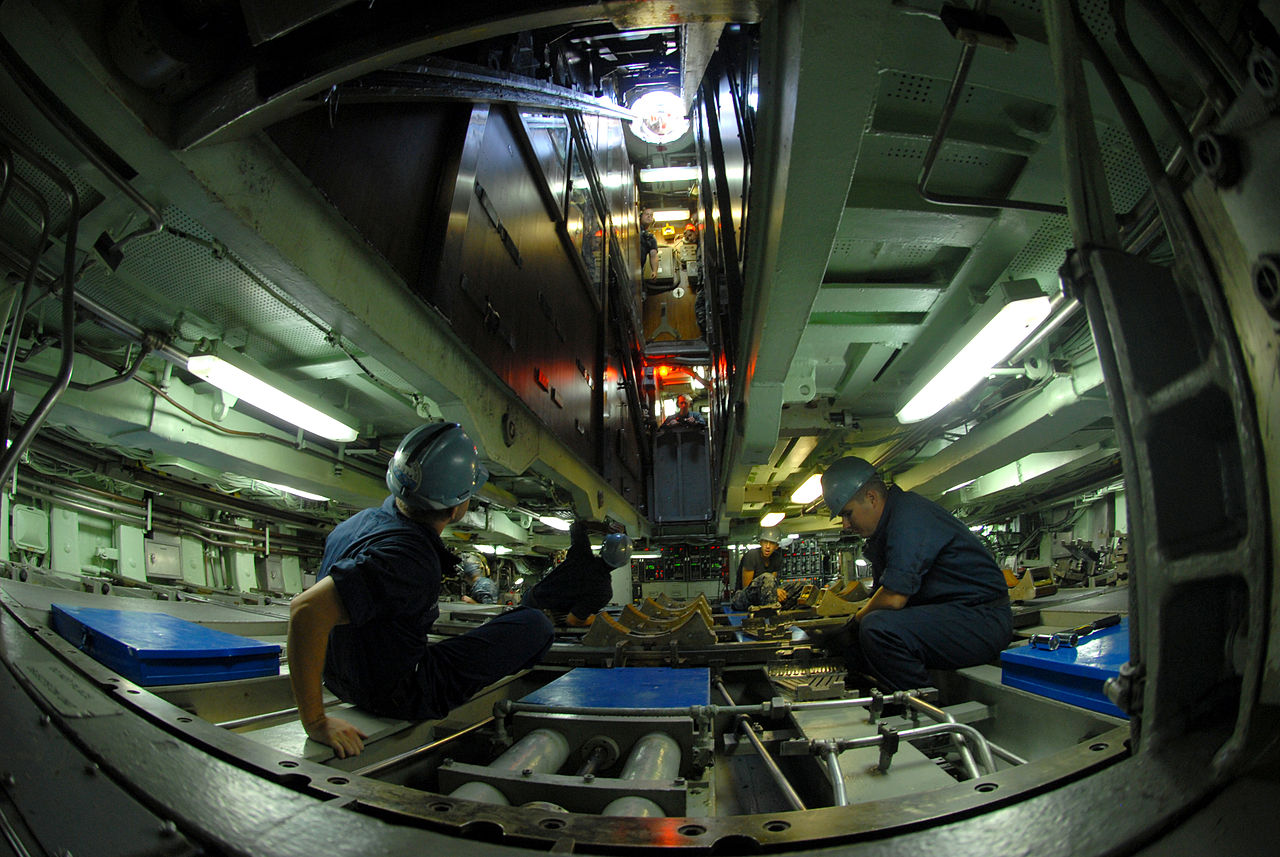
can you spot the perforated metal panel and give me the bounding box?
[1004,124,1170,285]
[73,206,335,366]
[0,105,105,240]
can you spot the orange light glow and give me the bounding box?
[657,365,672,378]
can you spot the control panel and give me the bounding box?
[633,544,731,601]
[779,537,833,588]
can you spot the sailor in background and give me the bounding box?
[523,520,633,626]
[459,553,498,604]
[735,526,784,590]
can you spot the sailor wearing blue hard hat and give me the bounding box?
[288,423,553,758]
[816,457,1013,691]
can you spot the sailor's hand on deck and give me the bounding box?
[305,714,368,758]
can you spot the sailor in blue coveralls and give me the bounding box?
[523,520,633,627]
[460,553,499,604]
[288,423,554,758]
[816,456,1013,691]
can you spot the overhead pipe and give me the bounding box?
[0,35,164,254]
[0,170,50,393]
[1134,0,1243,105]
[1075,8,1221,290]
[1045,0,1122,249]
[1007,293,1080,366]
[0,128,78,490]
[916,25,1067,216]
[1108,0,1195,157]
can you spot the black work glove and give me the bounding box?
[805,619,856,654]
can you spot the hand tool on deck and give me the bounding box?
[1029,613,1121,650]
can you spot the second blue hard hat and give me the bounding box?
[600,532,634,568]
[821,456,876,518]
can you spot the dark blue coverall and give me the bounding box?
[319,496,552,720]
[849,485,1013,690]
[522,521,612,623]
[468,574,499,604]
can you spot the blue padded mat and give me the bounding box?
[1000,618,1129,718]
[51,604,281,686]
[519,667,709,708]
[723,611,754,642]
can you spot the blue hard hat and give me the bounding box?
[821,457,876,517]
[386,423,489,510]
[600,533,634,568]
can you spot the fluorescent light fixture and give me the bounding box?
[896,280,1051,424]
[943,478,977,495]
[186,344,359,443]
[639,166,700,183]
[474,545,496,554]
[650,209,690,222]
[855,557,869,568]
[260,480,329,502]
[791,473,823,504]
[631,552,662,559]
[514,577,524,586]
[494,545,512,555]
[760,511,785,527]
[539,515,572,531]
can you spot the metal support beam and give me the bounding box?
[724,0,890,516]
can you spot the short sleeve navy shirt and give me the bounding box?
[863,485,1006,606]
[318,496,454,707]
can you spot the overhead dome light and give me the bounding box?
[539,515,572,531]
[630,90,689,143]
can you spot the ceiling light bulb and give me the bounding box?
[760,511,785,527]
[791,473,823,504]
[539,515,572,531]
[631,91,689,143]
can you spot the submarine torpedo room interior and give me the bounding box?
[0,0,1276,855]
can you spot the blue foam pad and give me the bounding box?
[1000,618,1130,718]
[519,667,709,708]
[51,604,280,687]
[721,611,756,641]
